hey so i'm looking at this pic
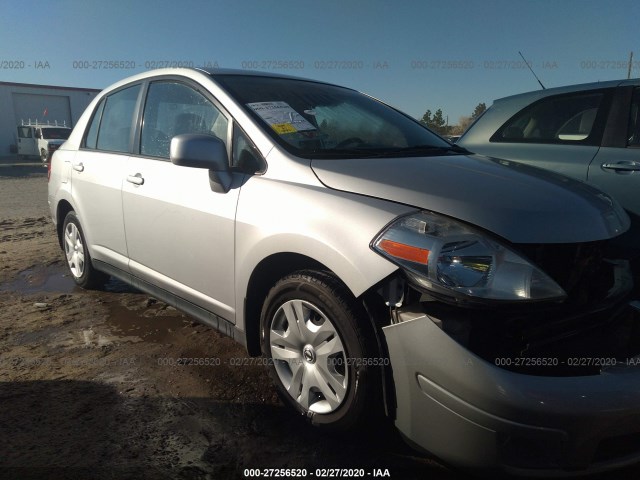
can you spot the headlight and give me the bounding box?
[372,211,566,302]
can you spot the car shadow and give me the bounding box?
[0,380,458,480]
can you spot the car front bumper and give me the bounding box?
[383,300,640,476]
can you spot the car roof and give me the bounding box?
[493,78,640,105]
[194,67,321,82]
[192,67,350,91]
[91,67,350,101]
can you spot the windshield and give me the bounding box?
[214,75,455,159]
[42,128,71,140]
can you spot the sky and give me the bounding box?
[0,0,637,123]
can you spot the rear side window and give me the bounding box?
[492,91,606,145]
[84,99,105,149]
[140,81,228,159]
[94,84,141,153]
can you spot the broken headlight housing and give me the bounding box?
[372,211,566,303]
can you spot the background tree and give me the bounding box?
[420,110,433,127]
[419,108,447,134]
[472,102,487,119]
[431,109,446,134]
[419,102,487,136]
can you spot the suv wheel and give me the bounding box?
[40,149,48,164]
[261,270,380,430]
[62,211,107,289]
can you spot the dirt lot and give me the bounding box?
[0,164,454,479]
[1,162,638,480]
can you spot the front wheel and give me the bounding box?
[261,270,381,430]
[62,211,108,289]
[40,149,48,164]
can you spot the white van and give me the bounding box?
[16,121,72,163]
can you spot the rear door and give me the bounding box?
[589,86,640,218]
[122,79,240,321]
[70,83,142,272]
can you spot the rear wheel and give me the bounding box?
[261,270,381,430]
[62,211,108,289]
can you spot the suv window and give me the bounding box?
[494,91,605,144]
[140,81,228,159]
[628,88,640,147]
[95,84,141,153]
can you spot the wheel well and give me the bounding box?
[55,200,74,249]
[244,253,326,356]
[245,255,399,420]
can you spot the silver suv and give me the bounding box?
[48,68,640,475]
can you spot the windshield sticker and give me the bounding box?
[247,101,316,134]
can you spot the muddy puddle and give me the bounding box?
[1,262,139,295]
[0,263,77,294]
[0,262,188,344]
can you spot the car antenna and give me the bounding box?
[518,51,546,89]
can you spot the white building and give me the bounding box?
[0,81,100,155]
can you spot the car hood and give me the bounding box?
[310,154,629,244]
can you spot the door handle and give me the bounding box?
[72,162,84,172]
[601,161,640,172]
[126,173,144,185]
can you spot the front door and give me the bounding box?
[122,80,239,322]
[16,126,37,157]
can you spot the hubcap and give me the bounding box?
[64,222,85,278]
[269,299,348,414]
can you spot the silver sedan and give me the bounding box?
[48,68,640,476]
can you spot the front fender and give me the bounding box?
[234,176,411,331]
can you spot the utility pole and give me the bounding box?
[628,51,634,80]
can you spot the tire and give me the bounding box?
[62,211,108,289]
[40,149,48,164]
[261,270,381,430]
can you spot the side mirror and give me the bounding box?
[170,134,233,193]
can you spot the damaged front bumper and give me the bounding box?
[383,299,640,476]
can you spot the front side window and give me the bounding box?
[140,81,228,159]
[96,84,141,153]
[17,127,32,138]
[493,90,606,144]
[214,75,452,159]
[232,125,263,173]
